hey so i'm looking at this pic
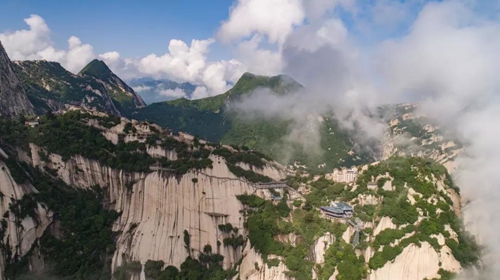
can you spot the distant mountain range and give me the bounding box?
[128,77,197,104]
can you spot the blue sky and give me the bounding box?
[0,0,234,59]
[1,0,498,100]
[0,0,429,59]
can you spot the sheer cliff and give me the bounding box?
[0,110,478,280]
[0,41,34,117]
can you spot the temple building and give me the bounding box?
[320,202,353,218]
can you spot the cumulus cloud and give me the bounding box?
[218,0,305,44]
[218,0,354,79]
[235,35,283,76]
[132,85,152,92]
[159,88,187,98]
[191,86,212,100]
[0,14,51,60]
[0,15,95,72]
[0,14,247,97]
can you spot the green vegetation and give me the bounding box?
[212,146,266,168]
[369,245,404,270]
[319,242,367,280]
[115,255,237,280]
[305,176,346,207]
[113,260,142,280]
[79,59,113,80]
[218,223,235,234]
[134,73,373,172]
[160,230,236,280]
[227,164,272,183]
[223,235,244,248]
[4,111,267,178]
[0,153,119,279]
[237,194,354,280]
[373,228,406,248]
[33,111,153,172]
[0,116,31,150]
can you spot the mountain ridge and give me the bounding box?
[13,58,145,116]
[133,72,372,171]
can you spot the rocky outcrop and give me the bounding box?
[308,233,335,264]
[0,158,52,279]
[368,242,461,280]
[0,41,34,117]
[373,217,397,236]
[237,243,290,280]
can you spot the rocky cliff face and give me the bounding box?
[19,113,288,277]
[367,242,461,280]
[0,149,52,279]
[31,148,268,270]
[0,41,34,117]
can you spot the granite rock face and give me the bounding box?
[0,41,34,117]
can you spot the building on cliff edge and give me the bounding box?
[327,166,359,183]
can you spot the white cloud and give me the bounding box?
[99,51,120,61]
[0,15,247,97]
[236,35,283,75]
[191,86,210,99]
[159,88,187,98]
[132,85,152,92]
[133,38,246,95]
[218,0,305,44]
[218,0,355,78]
[0,14,51,60]
[138,39,213,82]
[0,15,95,73]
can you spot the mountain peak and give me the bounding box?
[79,59,113,79]
[229,72,302,97]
